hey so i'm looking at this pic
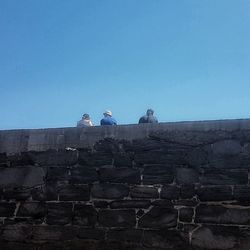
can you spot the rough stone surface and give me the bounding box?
[58,184,89,201]
[1,120,250,249]
[195,204,250,225]
[107,229,143,243]
[234,186,250,201]
[160,185,180,200]
[73,205,97,226]
[17,202,46,219]
[142,164,174,184]
[91,183,129,199]
[143,229,189,249]
[191,226,239,250]
[110,200,150,209]
[70,167,98,184]
[0,167,46,188]
[0,203,16,217]
[28,149,78,166]
[179,207,194,222]
[99,167,140,184]
[99,209,136,228]
[197,186,233,201]
[130,186,159,198]
[200,169,248,185]
[138,207,178,229]
[46,203,72,225]
[176,167,199,184]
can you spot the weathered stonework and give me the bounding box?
[0,119,250,249]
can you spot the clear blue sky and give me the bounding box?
[1,0,250,129]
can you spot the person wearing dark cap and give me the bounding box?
[100,110,117,125]
[139,109,158,124]
[77,113,93,127]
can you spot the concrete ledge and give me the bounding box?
[1,118,250,153]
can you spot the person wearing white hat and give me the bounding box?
[100,110,117,125]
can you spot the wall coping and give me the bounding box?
[1,118,250,154]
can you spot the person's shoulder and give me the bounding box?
[100,118,106,124]
[77,120,82,127]
[139,115,147,123]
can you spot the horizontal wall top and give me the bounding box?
[1,118,250,154]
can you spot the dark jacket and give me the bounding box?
[139,115,158,124]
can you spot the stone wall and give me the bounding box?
[0,119,250,250]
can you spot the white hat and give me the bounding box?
[103,110,112,116]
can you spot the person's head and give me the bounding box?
[103,110,112,117]
[146,109,154,116]
[82,113,90,120]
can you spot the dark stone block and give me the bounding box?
[135,151,185,166]
[142,229,189,250]
[46,203,72,225]
[0,153,7,164]
[160,185,180,200]
[113,153,134,167]
[17,202,46,219]
[138,207,177,229]
[99,167,140,184]
[130,186,159,198]
[58,184,89,201]
[239,229,250,250]
[73,204,97,226]
[200,169,248,185]
[70,167,98,184]
[191,225,239,250]
[91,183,129,199]
[212,140,242,155]
[32,225,75,241]
[99,209,136,228]
[195,204,250,225]
[152,200,173,207]
[76,228,105,240]
[28,149,78,166]
[197,186,233,201]
[8,152,34,166]
[174,199,198,206]
[32,184,58,201]
[1,225,32,242]
[78,150,113,166]
[151,130,230,147]
[142,164,174,184]
[0,203,16,217]
[110,200,150,209]
[0,167,46,188]
[208,154,250,170]
[185,148,209,167]
[3,188,32,201]
[107,229,143,243]
[47,167,69,183]
[130,138,166,152]
[93,200,109,208]
[176,167,199,184]
[178,223,199,233]
[234,186,250,201]
[4,217,43,225]
[94,138,120,153]
[180,184,196,199]
[179,208,194,222]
